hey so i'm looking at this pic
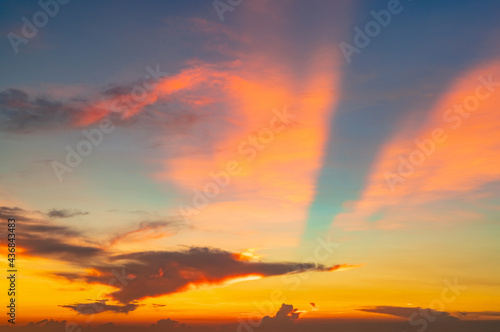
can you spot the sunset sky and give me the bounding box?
[1,0,500,331]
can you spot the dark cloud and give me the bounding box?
[0,206,35,221]
[60,300,138,315]
[0,206,103,262]
[23,319,69,331]
[149,318,186,331]
[23,234,103,262]
[65,247,337,304]
[0,88,79,132]
[0,205,24,215]
[17,223,79,236]
[359,306,460,322]
[260,303,301,329]
[454,311,500,318]
[46,209,89,219]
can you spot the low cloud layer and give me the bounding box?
[454,311,500,319]
[60,301,138,315]
[359,305,459,322]
[3,312,500,332]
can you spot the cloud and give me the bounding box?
[60,300,138,315]
[0,206,350,309]
[0,88,79,132]
[0,206,183,264]
[329,264,363,271]
[154,10,346,249]
[333,61,500,230]
[0,206,84,237]
[23,319,69,331]
[25,235,103,261]
[109,218,187,246]
[46,209,89,219]
[454,311,500,318]
[0,69,204,133]
[260,303,302,328]
[66,247,339,304]
[0,206,102,262]
[0,205,26,218]
[150,318,186,330]
[359,306,459,322]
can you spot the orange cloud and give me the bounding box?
[329,264,364,272]
[74,65,210,127]
[334,61,500,230]
[154,6,347,248]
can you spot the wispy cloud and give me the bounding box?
[46,209,89,219]
[109,219,188,246]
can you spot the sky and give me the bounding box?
[1,0,500,331]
